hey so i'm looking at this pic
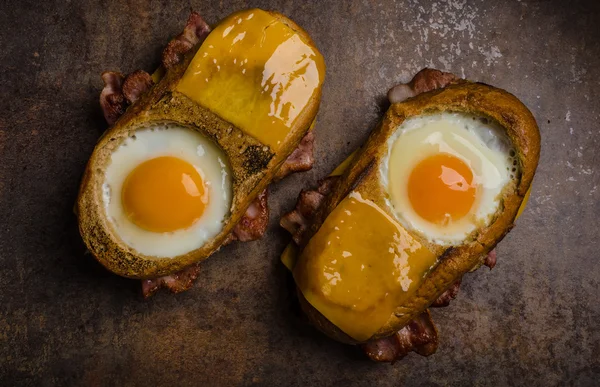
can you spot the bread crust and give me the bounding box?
[296,82,540,344]
[77,11,325,279]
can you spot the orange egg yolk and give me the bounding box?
[407,153,476,224]
[122,156,208,232]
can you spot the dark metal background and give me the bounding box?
[1,0,599,385]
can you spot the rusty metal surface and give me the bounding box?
[1,0,599,385]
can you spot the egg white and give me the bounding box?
[380,112,518,245]
[102,122,232,257]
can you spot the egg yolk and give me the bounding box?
[122,156,208,232]
[407,153,476,224]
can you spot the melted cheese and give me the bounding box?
[293,192,437,341]
[176,9,325,150]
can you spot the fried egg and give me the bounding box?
[381,112,518,245]
[102,122,232,257]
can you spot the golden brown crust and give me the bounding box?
[77,11,324,279]
[297,82,540,344]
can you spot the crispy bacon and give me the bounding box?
[280,176,339,245]
[274,132,315,181]
[388,68,457,104]
[361,311,438,363]
[162,11,211,69]
[228,189,270,243]
[100,10,210,126]
[122,70,154,104]
[99,71,127,125]
[141,265,201,299]
[99,70,153,125]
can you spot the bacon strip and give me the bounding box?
[122,70,154,104]
[280,176,339,245]
[162,11,211,69]
[141,265,201,299]
[99,72,127,125]
[388,68,457,104]
[361,311,438,363]
[100,70,154,124]
[100,11,210,125]
[274,132,315,181]
[227,189,270,243]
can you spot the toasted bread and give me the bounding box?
[293,82,540,344]
[77,9,326,279]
